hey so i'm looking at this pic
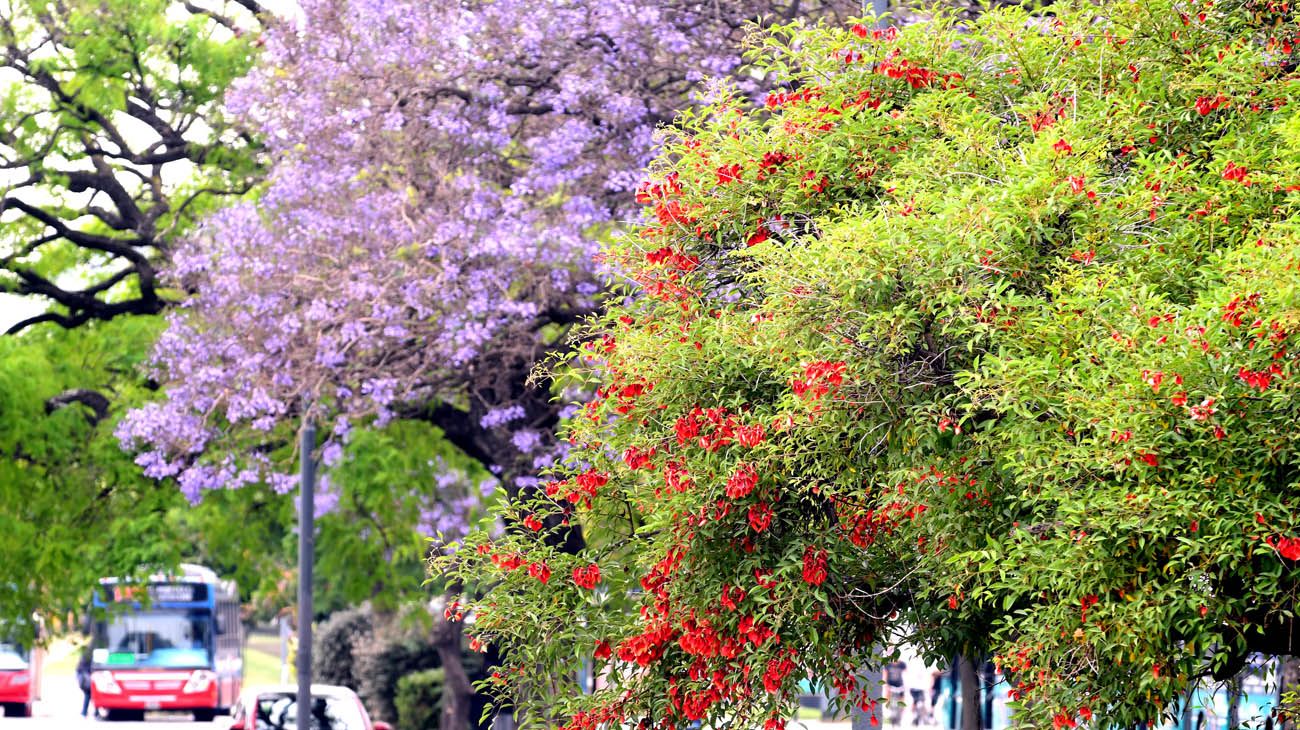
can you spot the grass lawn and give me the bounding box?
[243,643,287,687]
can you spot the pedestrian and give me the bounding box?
[76,649,93,717]
[884,660,907,726]
[902,653,934,726]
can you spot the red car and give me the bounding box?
[0,642,34,717]
[228,684,392,730]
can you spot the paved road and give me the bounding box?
[4,672,226,729]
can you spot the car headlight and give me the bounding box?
[91,671,122,694]
[183,669,215,693]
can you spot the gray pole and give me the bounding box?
[297,419,316,730]
[872,0,889,25]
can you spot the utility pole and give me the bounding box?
[297,418,316,730]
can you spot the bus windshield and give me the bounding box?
[94,610,213,669]
[0,642,28,671]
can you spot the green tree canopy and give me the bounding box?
[0,317,183,636]
[0,0,263,333]
[444,1,1300,727]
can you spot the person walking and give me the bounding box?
[76,650,93,717]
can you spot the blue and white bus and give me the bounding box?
[89,564,243,722]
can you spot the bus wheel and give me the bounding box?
[2,703,31,717]
[193,708,216,722]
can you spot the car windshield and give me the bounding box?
[93,610,212,668]
[251,693,366,730]
[0,642,28,671]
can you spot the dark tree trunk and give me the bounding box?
[1279,657,1300,730]
[434,611,474,730]
[958,655,981,730]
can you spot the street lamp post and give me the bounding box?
[297,419,316,730]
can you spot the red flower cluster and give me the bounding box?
[716,163,743,185]
[801,547,829,586]
[616,621,675,666]
[663,459,695,495]
[674,407,739,451]
[748,502,774,532]
[1194,94,1228,115]
[606,380,652,415]
[762,650,798,693]
[572,563,602,589]
[491,552,525,571]
[758,151,791,172]
[623,445,657,470]
[877,52,941,88]
[1272,537,1300,561]
[1222,293,1261,327]
[1238,365,1279,390]
[736,423,766,447]
[719,584,747,611]
[543,468,608,507]
[528,561,551,584]
[791,360,847,399]
[634,171,682,204]
[1141,369,1164,392]
[764,86,822,109]
[645,246,699,272]
[1222,161,1250,185]
[1080,594,1099,624]
[725,463,759,498]
[677,616,722,657]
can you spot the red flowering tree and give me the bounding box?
[441,1,1300,727]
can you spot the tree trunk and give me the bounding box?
[434,611,474,730]
[958,655,981,730]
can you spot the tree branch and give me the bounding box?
[45,388,112,426]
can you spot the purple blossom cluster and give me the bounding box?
[118,0,855,503]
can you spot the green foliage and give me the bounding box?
[0,317,184,636]
[395,668,446,730]
[317,421,495,612]
[443,2,1300,727]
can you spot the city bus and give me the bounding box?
[89,564,243,722]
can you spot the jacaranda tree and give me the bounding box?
[119,0,860,498]
[441,1,1300,727]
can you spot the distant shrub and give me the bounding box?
[394,668,445,730]
[313,606,374,691]
[353,611,441,724]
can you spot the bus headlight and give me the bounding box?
[183,669,215,693]
[91,671,122,694]
[10,674,28,685]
